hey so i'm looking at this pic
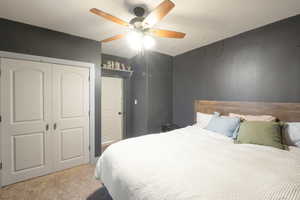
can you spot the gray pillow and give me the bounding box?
[236,122,284,150]
[283,123,300,147]
[205,115,240,138]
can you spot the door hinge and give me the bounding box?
[88,110,90,117]
[88,76,90,82]
[88,146,91,152]
[0,115,2,123]
[0,162,2,170]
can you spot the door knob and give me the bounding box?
[53,123,57,130]
[45,124,49,131]
[118,112,122,115]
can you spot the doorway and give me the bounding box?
[101,77,124,150]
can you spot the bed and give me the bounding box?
[95,101,300,200]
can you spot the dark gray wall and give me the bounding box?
[130,51,173,136]
[147,51,173,133]
[173,14,300,127]
[130,52,148,136]
[0,18,103,156]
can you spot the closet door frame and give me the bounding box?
[0,51,96,187]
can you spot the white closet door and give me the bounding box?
[101,77,123,144]
[1,58,52,186]
[52,64,89,171]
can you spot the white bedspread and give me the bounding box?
[95,126,300,200]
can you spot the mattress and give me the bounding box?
[95,125,300,200]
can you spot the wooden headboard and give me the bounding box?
[195,100,300,122]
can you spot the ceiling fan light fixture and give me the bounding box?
[127,31,143,51]
[127,31,155,51]
[143,35,155,49]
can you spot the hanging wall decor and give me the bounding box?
[101,60,133,72]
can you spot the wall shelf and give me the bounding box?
[101,68,133,78]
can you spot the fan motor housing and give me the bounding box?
[130,17,144,25]
[133,7,145,17]
[130,7,147,29]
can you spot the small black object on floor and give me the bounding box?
[161,124,181,132]
[87,186,113,200]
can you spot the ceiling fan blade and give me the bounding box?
[150,29,186,38]
[90,8,129,27]
[143,0,175,27]
[101,34,126,43]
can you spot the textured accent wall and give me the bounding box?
[0,18,102,156]
[173,14,300,127]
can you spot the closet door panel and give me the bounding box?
[1,58,52,186]
[52,64,89,171]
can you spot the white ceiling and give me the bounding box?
[1,0,300,58]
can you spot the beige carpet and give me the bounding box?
[0,164,111,200]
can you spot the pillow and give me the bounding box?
[229,113,276,122]
[236,121,284,150]
[196,112,220,128]
[205,115,240,138]
[283,123,300,147]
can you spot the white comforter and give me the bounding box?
[95,126,300,200]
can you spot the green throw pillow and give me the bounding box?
[236,121,284,150]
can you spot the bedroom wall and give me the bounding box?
[130,53,148,136]
[146,51,173,133]
[0,18,103,156]
[130,51,173,136]
[173,14,300,127]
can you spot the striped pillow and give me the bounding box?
[229,113,276,122]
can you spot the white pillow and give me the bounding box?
[283,123,300,147]
[196,112,219,128]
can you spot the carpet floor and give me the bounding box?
[0,164,113,200]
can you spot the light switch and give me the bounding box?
[134,99,138,105]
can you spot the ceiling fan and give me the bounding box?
[90,0,186,46]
